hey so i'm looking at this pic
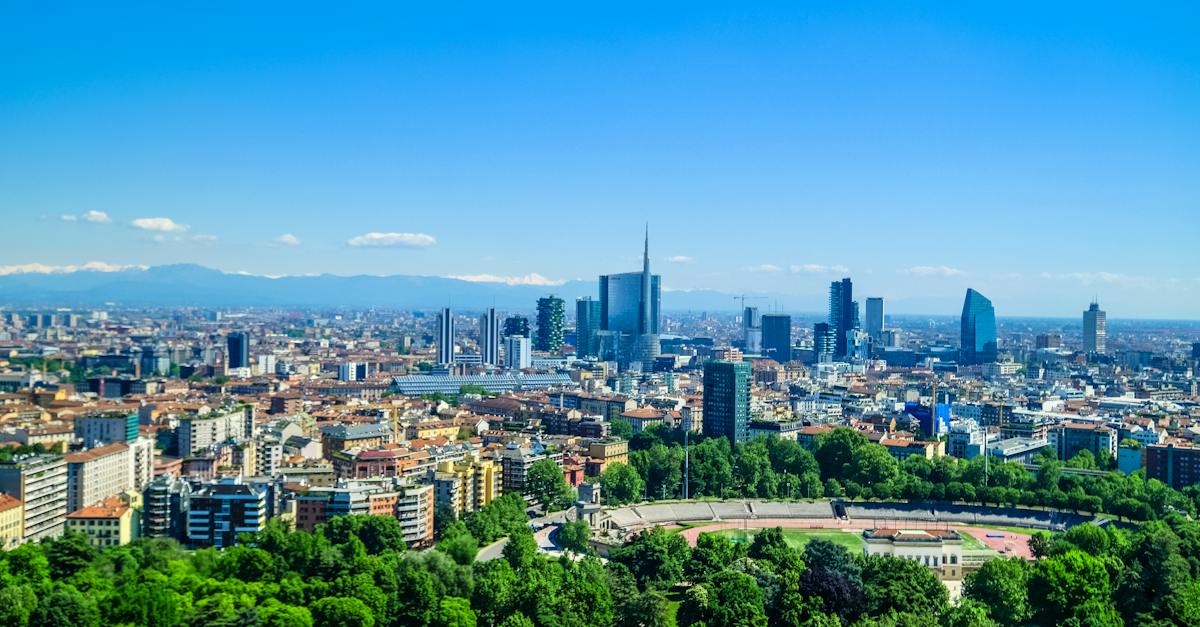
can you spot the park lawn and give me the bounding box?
[714,528,865,552]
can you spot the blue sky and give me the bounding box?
[1,3,1198,317]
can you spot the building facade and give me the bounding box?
[535,296,566,352]
[702,360,752,444]
[761,314,792,362]
[960,288,998,365]
[1083,301,1107,355]
[0,454,68,542]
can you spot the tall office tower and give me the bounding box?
[575,297,602,358]
[865,297,885,343]
[846,329,870,361]
[1083,301,1107,355]
[702,361,752,444]
[227,332,249,369]
[742,307,762,353]
[960,288,998,365]
[761,314,792,362]
[478,308,500,366]
[599,229,661,370]
[503,315,529,338]
[504,335,532,370]
[535,296,565,352]
[828,278,854,358]
[436,308,455,365]
[1193,342,1200,361]
[813,323,836,362]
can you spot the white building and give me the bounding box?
[178,408,252,457]
[863,528,963,580]
[505,336,532,370]
[66,443,133,512]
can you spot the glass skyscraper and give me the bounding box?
[702,360,751,444]
[227,332,249,369]
[598,230,660,370]
[761,314,792,362]
[828,278,854,359]
[575,297,601,358]
[960,289,997,365]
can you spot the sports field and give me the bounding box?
[713,527,865,552]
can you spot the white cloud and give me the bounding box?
[347,232,436,248]
[789,263,850,274]
[449,273,565,286]
[904,265,966,277]
[276,233,301,246]
[744,264,783,273]
[132,217,189,233]
[60,215,78,222]
[667,255,694,263]
[83,210,111,223]
[0,261,146,276]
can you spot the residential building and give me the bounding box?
[504,335,532,370]
[66,442,132,512]
[187,477,267,549]
[498,445,563,494]
[320,423,392,459]
[702,360,752,444]
[0,454,68,542]
[761,314,792,362]
[1050,423,1117,461]
[960,288,997,365]
[0,494,22,550]
[65,496,138,548]
[503,315,530,338]
[1146,444,1200,490]
[535,296,566,352]
[433,456,503,516]
[143,474,191,541]
[74,411,138,447]
[178,407,253,457]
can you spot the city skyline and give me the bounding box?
[2,5,1198,318]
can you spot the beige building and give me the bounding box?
[65,496,139,548]
[433,456,503,516]
[66,442,133,512]
[863,528,963,579]
[0,494,22,549]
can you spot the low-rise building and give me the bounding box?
[65,496,138,548]
[0,494,22,549]
[863,528,963,580]
[186,477,266,549]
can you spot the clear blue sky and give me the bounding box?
[2,3,1197,317]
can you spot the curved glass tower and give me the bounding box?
[960,288,997,365]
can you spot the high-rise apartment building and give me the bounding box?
[535,296,565,352]
[865,297,884,344]
[436,307,455,365]
[1083,301,1107,355]
[828,278,854,358]
[186,477,266,549]
[74,411,138,448]
[761,314,792,362]
[742,307,762,354]
[960,288,997,365]
[575,297,602,358]
[702,360,752,444]
[227,332,250,369]
[503,315,530,338]
[599,230,660,370]
[505,335,531,370]
[178,407,253,457]
[65,442,133,512]
[143,474,191,541]
[813,323,836,363]
[0,454,68,542]
[479,308,500,366]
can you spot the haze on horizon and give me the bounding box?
[2,3,1197,318]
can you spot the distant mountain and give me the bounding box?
[0,263,813,312]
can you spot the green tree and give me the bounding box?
[705,570,768,627]
[503,527,540,571]
[942,600,998,627]
[601,462,646,505]
[29,586,99,627]
[1028,550,1114,626]
[0,585,37,627]
[614,588,676,627]
[526,458,571,510]
[861,555,949,618]
[311,597,375,627]
[259,600,313,627]
[814,427,870,479]
[962,557,1030,625]
[42,531,97,580]
[433,596,477,627]
[497,612,535,627]
[686,531,745,583]
[437,520,480,565]
[610,526,691,589]
[559,519,592,554]
[472,559,518,626]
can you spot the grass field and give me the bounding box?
[712,528,865,552]
[956,531,989,551]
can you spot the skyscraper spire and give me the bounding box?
[641,223,651,334]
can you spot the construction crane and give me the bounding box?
[732,295,767,311]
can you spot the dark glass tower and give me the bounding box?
[828,278,854,358]
[598,228,661,369]
[575,297,602,358]
[813,322,835,362]
[227,332,249,369]
[960,288,997,364]
[503,315,529,338]
[761,314,792,362]
[702,360,751,444]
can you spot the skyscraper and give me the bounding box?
[478,308,500,366]
[761,314,792,362]
[702,361,751,444]
[865,297,884,344]
[813,323,835,363]
[575,297,601,358]
[503,315,529,338]
[535,296,565,352]
[828,278,854,358]
[227,332,249,369]
[960,289,998,365]
[599,229,660,370]
[436,308,455,365]
[504,335,531,370]
[1083,301,1107,355]
[742,307,762,354]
